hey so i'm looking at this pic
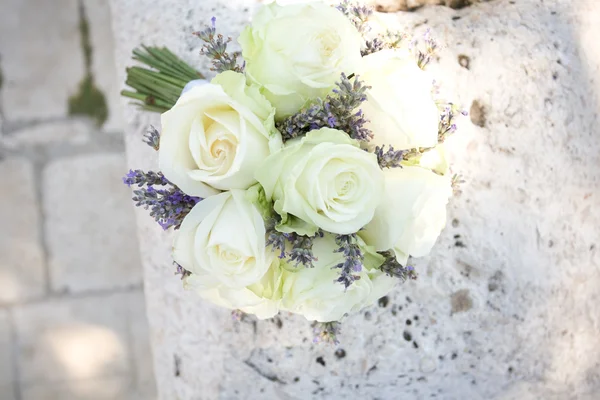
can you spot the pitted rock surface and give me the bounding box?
[110,0,600,398]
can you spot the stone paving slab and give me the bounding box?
[0,0,85,121]
[128,291,157,394]
[0,120,91,150]
[19,374,156,400]
[43,153,142,294]
[11,290,153,391]
[0,309,17,400]
[0,157,46,305]
[12,293,131,385]
[83,0,124,132]
[20,377,133,400]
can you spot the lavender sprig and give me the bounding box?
[363,31,405,56]
[375,145,404,169]
[123,169,169,187]
[277,73,372,142]
[124,171,202,230]
[265,218,319,268]
[194,17,242,73]
[265,217,291,259]
[289,232,321,268]
[411,29,439,70]
[400,103,466,162]
[451,173,465,196]
[333,234,364,288]
[174,262,191,280]
[439,103,466,142]
[132,186,201,230]
[143,126,161,150]
[378,251,417,281]
[336,0,373,34]
[313,321,341,345]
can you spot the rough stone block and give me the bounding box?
[43,153,142,294]
[0,157,46,304]
[110,0,600,398]
[0,0,85,120]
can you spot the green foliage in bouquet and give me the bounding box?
[121,46,204,113]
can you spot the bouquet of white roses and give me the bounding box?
[123,0,463,342]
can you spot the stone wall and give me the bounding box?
[109,0,600,398]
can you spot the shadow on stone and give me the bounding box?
[68,0,108,127]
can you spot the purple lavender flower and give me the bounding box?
[336,1,373,34]
[277,73,372,142]
[374,145,404,169]
[265,217,319,268]
[124,169,201,230]
[313,321,341,345]
[194,17,242,73]
[174,262,191,280]
[333,234,364,288]
[438,102,466,142]
[378,251,417,281]
[143,126,161,150]
[122,169,169,187]
[289,235,318,268]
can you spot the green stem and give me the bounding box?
[122,46,203,113]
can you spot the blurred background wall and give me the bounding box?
[0,1,156,399]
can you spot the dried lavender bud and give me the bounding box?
[143,125,161,150]
[231,309,245,321]
[122,169,169,187]
[313,321,342,345]
[277,73,372,142]
[333,233,364,288]
[439,103,466,142]
[378,251,417,281]
[362,37,385,56]
[411,29,439,70]
[375,145,404,169]
[174,262,191,280]
[451,173,465,196]
[399,103,466,162]
[194,17,242,73]
[336,0,373,34]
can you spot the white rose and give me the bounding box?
[159,71,282,197]
[183,258,287,319]
[361,166,452,266]
[239,1,362,118]
[360,49,439,150]
[281,234,396,322]
[255,128,384,235]
[173,190,271,288]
